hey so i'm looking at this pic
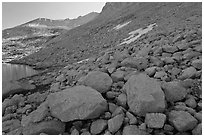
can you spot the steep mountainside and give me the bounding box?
[11,2,201,69]
[2,2,202,135]
[2,12,99,62]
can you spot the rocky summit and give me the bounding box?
[2,2,202,135]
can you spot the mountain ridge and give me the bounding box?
[10,2,201,69]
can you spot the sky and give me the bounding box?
[2,2,106,29]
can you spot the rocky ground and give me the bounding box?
[2,19,202,134]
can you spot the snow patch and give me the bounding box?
[75,58,90,64]
[27,24,48,28]
[119,23,157,45]
[113,21,131,30]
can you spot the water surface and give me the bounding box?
[2,63,38,83]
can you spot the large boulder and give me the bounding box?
[2,81,36,99]
[22,120,65,135]
[145,113,166,128]
[168,110,198,132]
[47,86,107,122]
[161,81,187,102]
[122,125,149,135]
[21,102,49,127]
[2,119,21,133]
[123,73,165,116]
[79,71,113,93]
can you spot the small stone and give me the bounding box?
[79,71,113,93]
[126,111,137,125]
[21,102,49,127]
[108,103,117,113]
[90,119,107,135]
[185,97,197,108]
[50,82,60,92]
[104,112,111,119]
[192,123,202,135]
[191,59,202,70]
[194,112,202,123]
[56,74,66,82]
[122,125,149,135]
[138,123,146,131]
[163,124,174,131]
[163,57,175,64]
[72,121,83,130]
[121,57,148,70]
[116,93,127,108]
[108,114,124,134]
[81,131,91,135]
[104,130,112,135]
[106,91,120,99]
[2,119,21,133]
[145,67,157,77]
[162,45,178,53]
[71,129,79,135]
[111,106,125,117]
[111,70,125,82]
[145,113,166,128]
[161,81,187,102]
[171,67,181,76]
[168,110,198,132]
[179,67,197,80]
[154,71,167,79]
[2,113,17,122]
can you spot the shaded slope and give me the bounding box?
[11,2,201,69]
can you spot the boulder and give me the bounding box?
[162,45,178,53]
[168,110,198,132]
[21,102,49,127]
[111,70,125,82]
[90,119,107,135]
[47,86,107,122]
[191,59,202,70]
[121,57,148,70]
[192,123,202,135]
[145,66,157,77]
[26,92,48,104]
[145,113,166,128]
[116,93,127,108]
[50,82,60,92]
[122,125,149,135]
[2,119,21,133]
[194,112,202,123]
[154,71,167,79]
[2,94,25,115]
[79,71,113,93]
[22,120,65,135]
[2,81,36,99]
[179,67,197,80]
[56,74,66,82]
[185,97,197,108]
[108,114,124,134]
[161,81,187,102]
[123,73,165,116]
[126,111,137,125]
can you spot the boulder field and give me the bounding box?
[2,3,202,135]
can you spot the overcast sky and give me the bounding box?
[2,2,106,29]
